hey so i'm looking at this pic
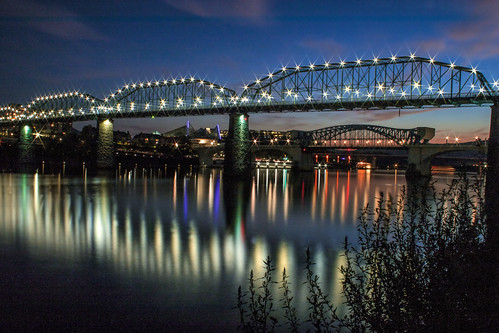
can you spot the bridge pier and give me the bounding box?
[293,148,314,171]
[406,146,432,179]
[97,118,115,169]
[19,124,34,169]
[486,104,499,248]
[224,113,251,177]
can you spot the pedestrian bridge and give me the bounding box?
[1,55,498,124]
[1,55,498,175]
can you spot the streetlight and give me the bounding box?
[446,136,449,144]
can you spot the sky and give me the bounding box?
[1,0,498,142]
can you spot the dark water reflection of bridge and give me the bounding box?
[0,168,462,330]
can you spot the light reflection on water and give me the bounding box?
[0,169,455,330]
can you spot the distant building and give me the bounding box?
[114,131,131,145]
[162,125,193,137]
[132,132,169,147]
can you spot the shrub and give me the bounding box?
[237,174,495,332]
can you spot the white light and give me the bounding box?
[377,83,384,91]
[340,60,345,66]
[471,67,477,74]
[309,64,315,69]
[324,62,330,68]
[410,53,415,59]
[356,58,362,65]
[450,62,455,69]
[373,58,378,63]
[438,89,444,95]
[282,66,287,71]
[391,55,397,62]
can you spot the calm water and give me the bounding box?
[0,168,456,331]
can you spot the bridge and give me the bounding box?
[1,55,498,175]
[196,124,485,173]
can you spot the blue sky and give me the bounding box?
[1,0,498,142]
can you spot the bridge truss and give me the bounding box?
[306,124,423,147]
[1,56,498,124]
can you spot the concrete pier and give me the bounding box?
[224,113,251,177]
[97,118,115,169]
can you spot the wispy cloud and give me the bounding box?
[2,0,107,41]
[419,0,499,60]
[298,38,344,58]
[163,0,270,20]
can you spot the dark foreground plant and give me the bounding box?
[237,174,496,332]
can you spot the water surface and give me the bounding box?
[0,169,456,331]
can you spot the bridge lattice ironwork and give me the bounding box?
[1,56,498,124]
[306,124,422,147]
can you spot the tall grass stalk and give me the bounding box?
[237,174,494,332]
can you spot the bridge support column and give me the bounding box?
[486,104,499,248]
[224,113,250,177]
[97,118,115,169]
[293,149,314,171]
[406,146,431,179]
[19,124,34,169]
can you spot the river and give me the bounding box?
[0,168,457,331]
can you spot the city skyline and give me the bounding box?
[1,0,498,142]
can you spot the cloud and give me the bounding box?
[298,39,344,58]
[420,0,499,60]
[163,0,270,19]
[1,0,106,41]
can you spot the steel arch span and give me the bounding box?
[0,78,236,123]
[1,55,499,124]
[306,124,435,147]
[241,56,497,113]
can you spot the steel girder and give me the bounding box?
[307,124,420,146]
[1,56,498,124]
[242,56,497,112]
[0,78,236,124]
